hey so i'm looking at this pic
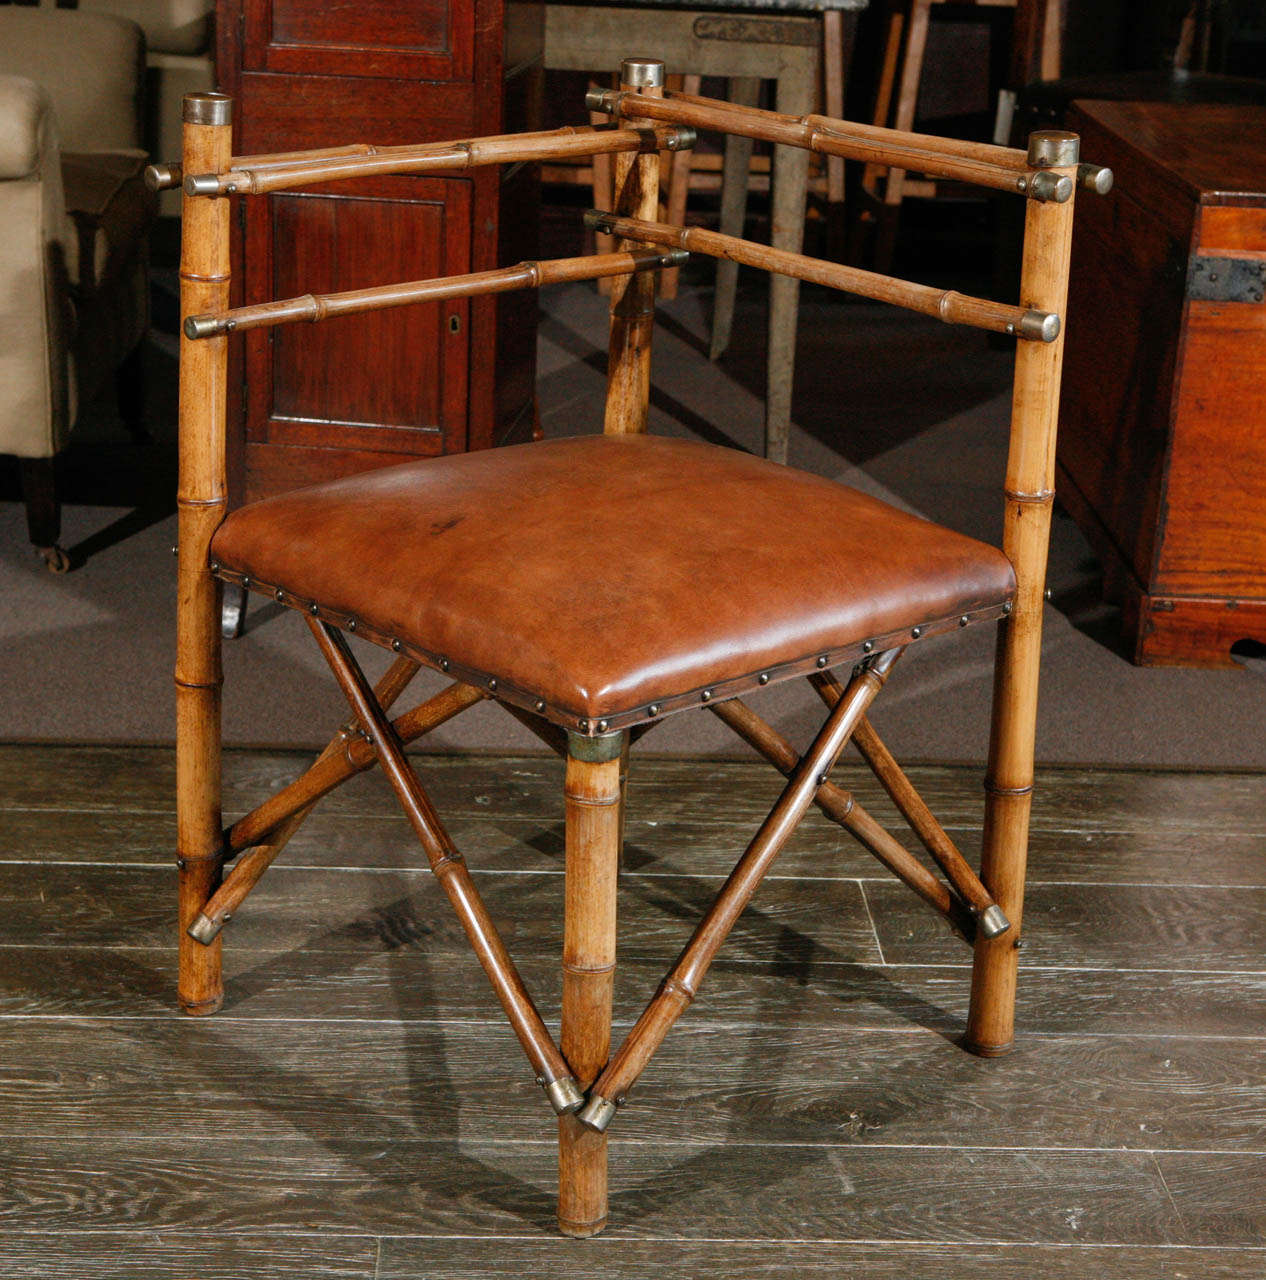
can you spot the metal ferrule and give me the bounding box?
[183,91,233,126]
[145,162,181,192]
[658,250,689,268]
[976,904,1012,939]
[584,208,617,233]
[577,1093,618,1133]
[1017,309,1060,343]
[184,314,225,341]
[585,88,620,115]
[1077,163,1114,195]
[621,57,665,89]
[566,729,626,762]
[187,912,224,945]
[1026,129,1079,168]
[542,1075,585,1115]
[1028,170,1074,204]
[183,172,224,197]
[663,126,698,153]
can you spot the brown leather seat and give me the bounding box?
[211,433,1015,731]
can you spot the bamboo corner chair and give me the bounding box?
[159,65,1110,1238]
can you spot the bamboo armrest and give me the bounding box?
[585,211,1059,342]
[148,123,697,196]
[183,249,689,340]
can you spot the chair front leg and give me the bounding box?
[558,731,625,1238]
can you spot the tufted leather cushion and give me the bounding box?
[211,434,1016,727]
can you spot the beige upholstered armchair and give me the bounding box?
[0,6,155,571]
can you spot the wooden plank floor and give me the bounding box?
[1,744,1264,1278]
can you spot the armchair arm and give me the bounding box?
[0,8,145,154]
[0,76,54,180]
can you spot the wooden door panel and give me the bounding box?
[243,0,472,81]
[244,176,471,469]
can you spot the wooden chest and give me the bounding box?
[1058,100,1266,667]
[216,0,543,506]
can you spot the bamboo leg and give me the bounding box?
[808,673,1008,935]
[309,620,584,1113]
[966,132,1077,1056]
[659,73,701,301]
[710,75,760,362]
[558,733,624,1238]
[604,58,663,435]
[176,92,232,1017]
[709,697,976,938]
[766,63,814,464]
[577,650,902,1133]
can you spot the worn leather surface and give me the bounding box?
[211,434,1016,720]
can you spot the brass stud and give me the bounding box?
[488,678,498,692]
[758,673,769,685]
[700,689,712,702]
[648,703,660,716]
[309,603,319,615]
[816,774,828,786]
[535,699,546,713]
[392,639,402,651]
[959,615,970,627]
[911,626,923,639]
[597,719,609,733]
[862,640,874,653]
[1003,602,1013,615]
[816,655,828,668]
[171,545,178,557]
[347,618,356,631]
[578,719,590,731]
[439,658,450,671]
[241,577,250,589]
[275,588,284,602]
[209,560,220,573]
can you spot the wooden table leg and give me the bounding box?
[766,60,813,464]
[710,75,760,362]
[558,732,625,1237]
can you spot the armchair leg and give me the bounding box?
[116,342,151,444]
[558,733,624,1238]
[19,457,69,573]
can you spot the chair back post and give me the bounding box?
[175,91,233,1016]
[967,127,1079,1056]
[603,57,664,434]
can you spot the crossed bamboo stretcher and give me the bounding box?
[161,63,1109,1235]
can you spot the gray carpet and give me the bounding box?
[2,276,1264,767]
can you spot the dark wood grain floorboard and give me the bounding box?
[0,1137,1189,1243]
[377,1238,1266,1279]
[0,1235,377,1279]
[1,1021,1261,1152]
[7,947,1266,1037]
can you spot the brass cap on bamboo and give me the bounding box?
[187,911,223,945]
[663,126,698,152]
[621,57,665,89]
[542,1075,585,1115]
[976,904,1012,939]
[144,162,182,191]
[183,91,233,126]
[184,314,225,340]
[1077,163,1114,195]
[566,729,625,761]
[1017,309,1060,343]
[577,1093,618,1133]
[183,172,224,197]
[1026,129,1079,168]
[1028,170,1074,204]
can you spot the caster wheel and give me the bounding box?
[38,544,71,574]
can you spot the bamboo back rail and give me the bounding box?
[161,123,696,197]
[585,210,1058,342]
[183,249,688,341]
[586,87,1108,200]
